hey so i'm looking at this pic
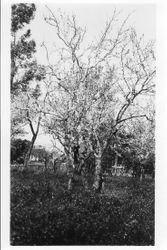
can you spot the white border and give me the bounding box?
[1,0,167,249]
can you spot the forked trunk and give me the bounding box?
[24,114,41,168]
[24,135,36,168]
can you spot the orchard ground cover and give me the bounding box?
[11,166,154,245]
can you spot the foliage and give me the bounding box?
[141,153,155,176]
[11,3,45,95]
[11,3,35,94]
[11,4,36,33]
[11,168,154,245]
[11,139,31,164]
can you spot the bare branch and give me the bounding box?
[117,114,149,125]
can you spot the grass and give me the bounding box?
[11,167,154,245]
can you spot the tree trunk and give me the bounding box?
[24,114,41,168]
[115,154,118,166]
[24,135,36,168]
[44,154,49,170]
[68,177,72,190]
[53,159,57,173]
[80,161,89,190]
[140,166,145,181]
[82,174,89,190]
[68,165,75,190]
[93,154,103,192]
[67,153,75,191]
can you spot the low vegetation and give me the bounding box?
[11,167,154,246]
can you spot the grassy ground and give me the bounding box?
[11,167,154,245]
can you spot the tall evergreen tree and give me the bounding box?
[11,3,43,95]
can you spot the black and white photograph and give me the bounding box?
[1,0,167,248]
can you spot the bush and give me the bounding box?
[11,139,31,164]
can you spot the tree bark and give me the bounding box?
[67,153,75,191]
[53,159,57,173]
[93,154,103,192]
[44,154,49,170]
[115,154,118,166]
[80,160,89,190]
[140,166,145,181]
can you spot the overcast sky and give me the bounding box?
[20,3,156,150]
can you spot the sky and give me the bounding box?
[24,3,155,150]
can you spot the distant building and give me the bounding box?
[112,165,125,176]
[30,155,39,162]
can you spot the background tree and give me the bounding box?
[11,139,31,164]
[11,77,51,168]
[127,112,155,179]
[11,3,36,139]
[11,3,38,94]
[11,3,48,167]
